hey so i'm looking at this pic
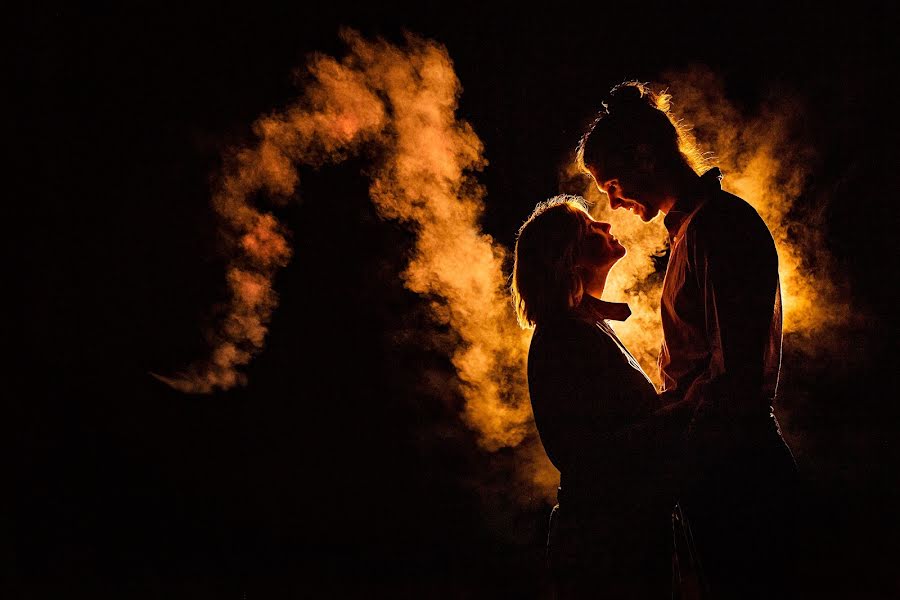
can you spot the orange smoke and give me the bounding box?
[571,175,670,384]
[662,67,847,345]
[157,33,390,393]
[359,35,536,453]
[161,38,841,506]
[356,33,554,494]
[157,31,555,499]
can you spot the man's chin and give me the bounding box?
[617,205,645,220]
[640,207,659,222]
[617,203,656,221]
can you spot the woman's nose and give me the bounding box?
[598,222,611,232]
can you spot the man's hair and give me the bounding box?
[511,196,591,329]
[575,81,706,183]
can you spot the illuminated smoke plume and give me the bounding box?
[662,67,848,344]
[157,35,389,392]
[561,166,670,384]
[564,68,848,385]
[160,30,555,498]
[360,35,536,452]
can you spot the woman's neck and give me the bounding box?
[583,267,610,300]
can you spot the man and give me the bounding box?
[577,81,799,598]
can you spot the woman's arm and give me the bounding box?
[530,319,693,474]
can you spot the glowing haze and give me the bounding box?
[162,34,839,504]
[662,67,847,344]
[156,32,389,392]
[160,31,542,472]
[361,34,536,452]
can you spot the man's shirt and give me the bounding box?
[659,168,783,430]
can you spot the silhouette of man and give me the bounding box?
[578,82,799,598]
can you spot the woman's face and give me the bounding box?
[575,210,626,272]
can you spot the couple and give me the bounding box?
[512,82,799,598]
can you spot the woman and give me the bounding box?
[511,195,693,598]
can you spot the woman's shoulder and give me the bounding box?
[535,314,600,340]
[531,315,617,360]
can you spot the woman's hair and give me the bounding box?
[511,195,591,329]
[575,81,707,183]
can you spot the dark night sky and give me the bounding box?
[11,2,900,598]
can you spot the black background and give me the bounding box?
[11,2,899,598]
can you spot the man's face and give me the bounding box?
[587,166,661,223]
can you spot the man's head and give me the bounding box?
[576,81,703,221]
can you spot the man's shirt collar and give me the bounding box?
[663,167,723,240]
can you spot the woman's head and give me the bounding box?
[511,195,625,328]
[576,81,706,221]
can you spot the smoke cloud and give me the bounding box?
[360,35,536,453]
[156,33,389,392]
[661,67,850,345]
[166,39,845,507]
[159,31,555,499]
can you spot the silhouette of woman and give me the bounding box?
[512,196,693,598]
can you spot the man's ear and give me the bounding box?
[635,143,657,175]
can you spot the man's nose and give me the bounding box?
[608,193,623,209]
